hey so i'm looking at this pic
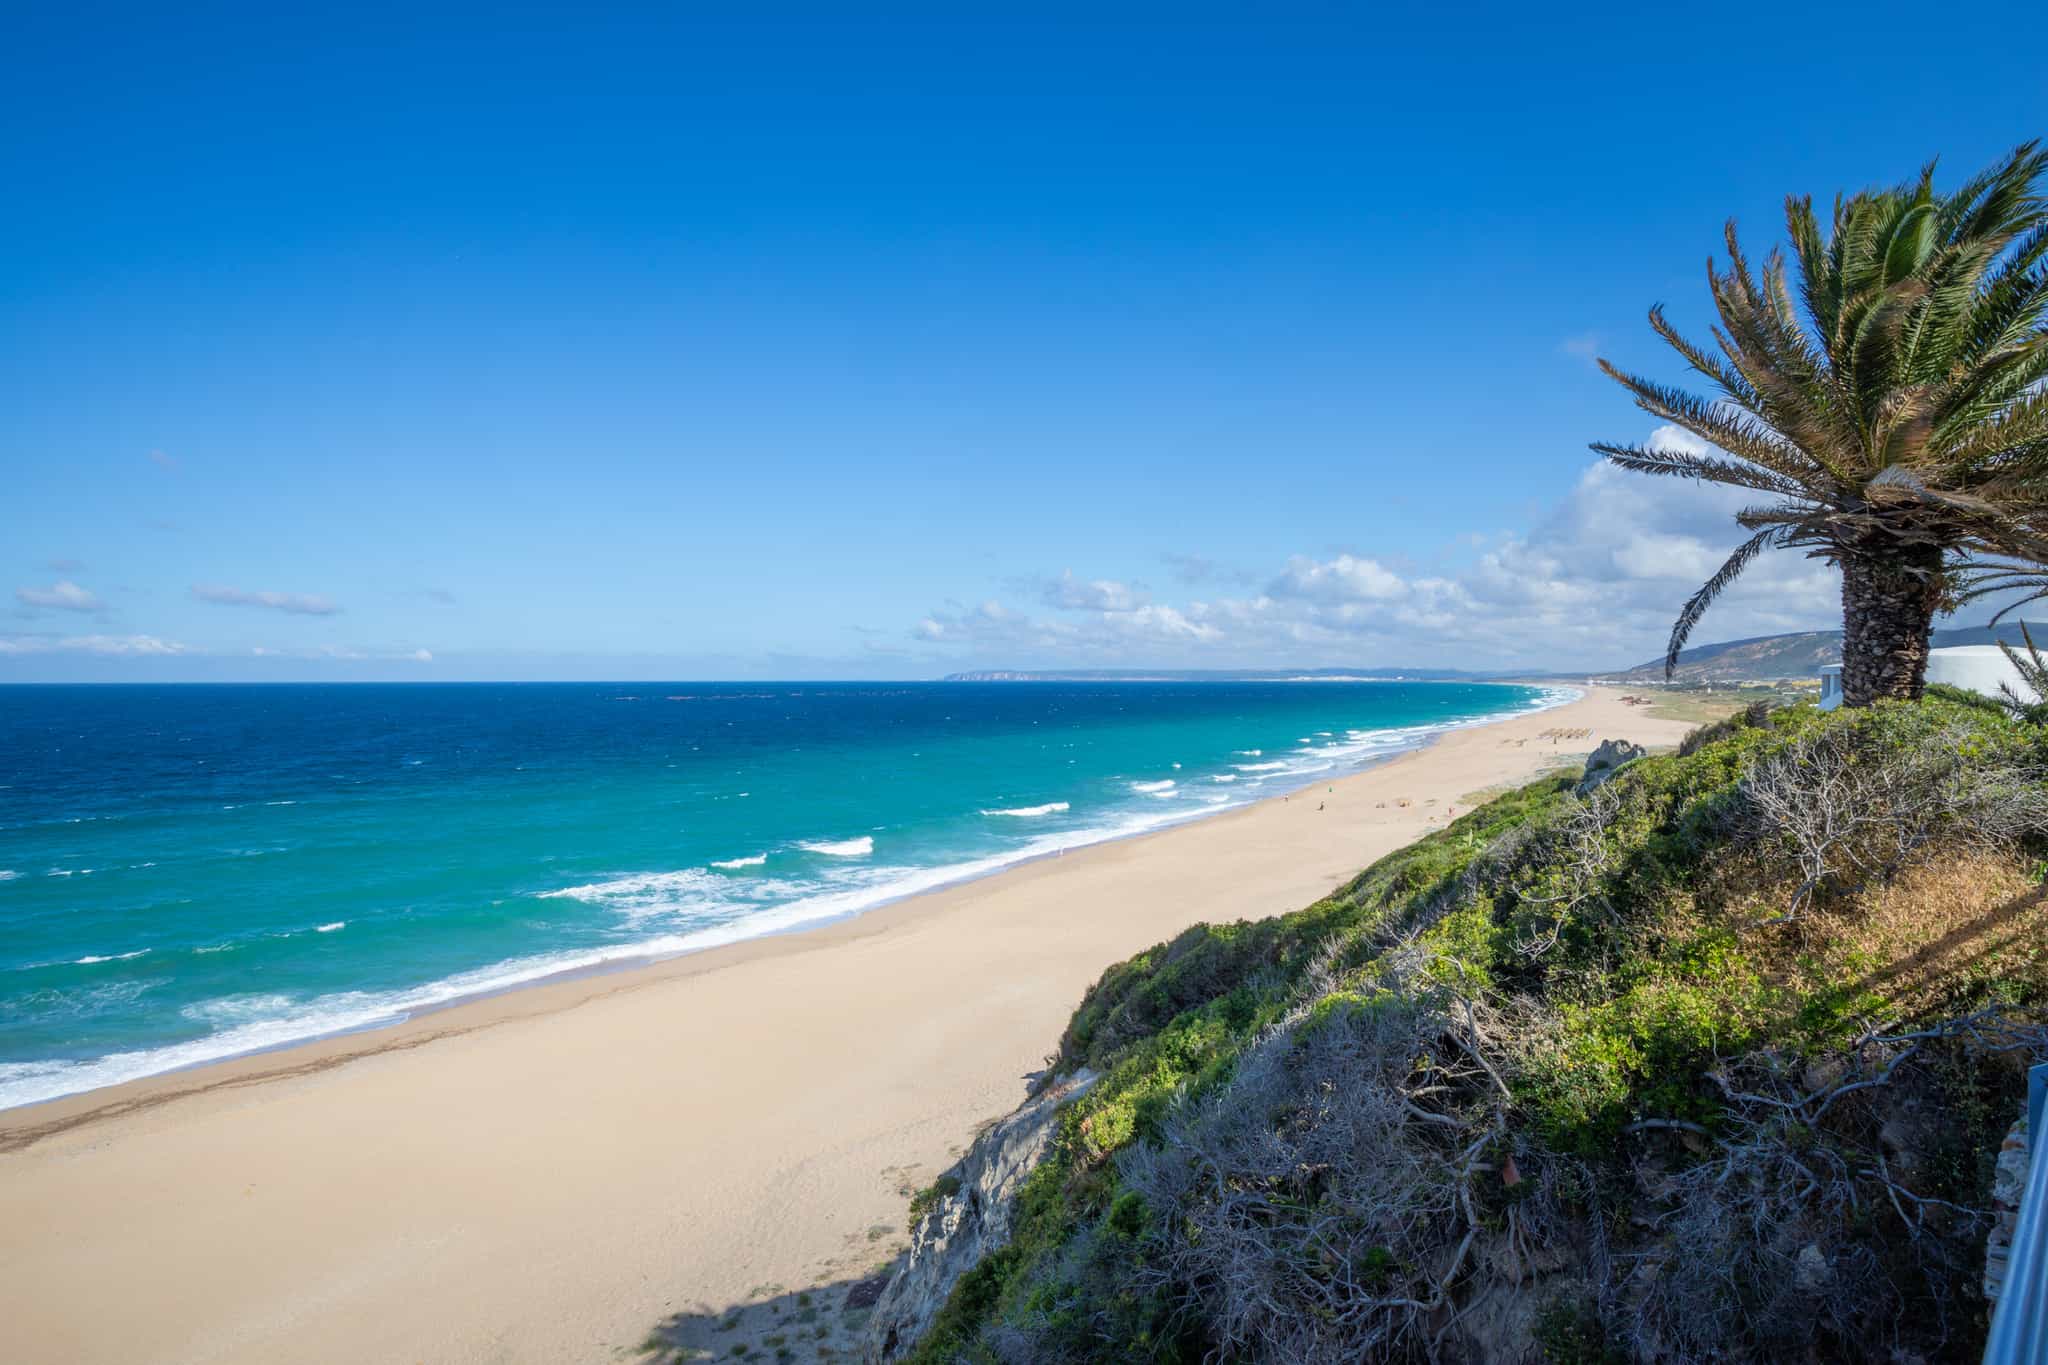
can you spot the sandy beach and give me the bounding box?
[0,686,1699,1364]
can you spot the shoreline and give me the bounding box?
[0,685,1697,1365]
[0,682,1578,1118]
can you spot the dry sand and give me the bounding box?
[0,686,1700,1364]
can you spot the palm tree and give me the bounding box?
[1594,143,2048,706]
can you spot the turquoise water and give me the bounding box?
[0,680,1564,1109]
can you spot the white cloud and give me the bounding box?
[0,633,185,656]
[1041,570,1147,613]
[16,580,102,612]
[909,439,1841,671]
[911,597,1221,654]
[191,584,342,616]
[1268,554,1408,603]
[1647,423,1709,456]
[1610,531,1722,581]
[1123,605,1222,642]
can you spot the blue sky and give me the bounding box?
[5,3,2044,680]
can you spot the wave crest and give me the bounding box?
[799,836,873,857]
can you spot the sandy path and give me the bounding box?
[0,686,1695,1364]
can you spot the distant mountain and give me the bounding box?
[1608,631,1841,683]
[944,622,2047,688]
[941,667,1485,683]
[1610,620,2045,683]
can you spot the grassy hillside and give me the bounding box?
[897,695,2048,1363]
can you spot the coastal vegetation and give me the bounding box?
[875,695,2048,1362]
[1593,142,2048,707]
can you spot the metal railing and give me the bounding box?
[1985,1063,2048,1363]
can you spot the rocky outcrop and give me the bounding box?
[1576,737,1647,793]
[1988,1112,2031,1302]
[865,1069,1097,1362]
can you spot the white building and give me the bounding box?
[1818,644,2039,711]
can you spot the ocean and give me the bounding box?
[0,680,1566,1109]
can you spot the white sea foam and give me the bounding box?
[548,869,745,905]
[0,870,15,882]
[1233,749,1262,757]
[1210,774,1237,783]
[711,853,768,869]
[799,836,874,857]
[182,993,298,1025]
[980,802,1070,817]
[542,869,815,926]
[315,922,346,933]
[74,949,150,965]
[1234,761,1287,772]
[1130,779,1176,793]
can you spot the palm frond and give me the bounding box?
[1590,441,1806,497]
[1996,621,2048,722]
[1734,501,1821,534]
[1593,362,1828,486]
[1664,527,1784,678]
[1954,559,2048,623]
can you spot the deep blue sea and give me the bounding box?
[0,680,1564,1109]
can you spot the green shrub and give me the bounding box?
[1925,680,2006,717]
[905,1174,961,1232]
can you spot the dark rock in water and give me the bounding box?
[1576,738,1647,793]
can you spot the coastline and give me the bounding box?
[0,681,1576,1115]
[0,685,1696,1365]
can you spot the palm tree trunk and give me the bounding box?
[1838,543,1943,706]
